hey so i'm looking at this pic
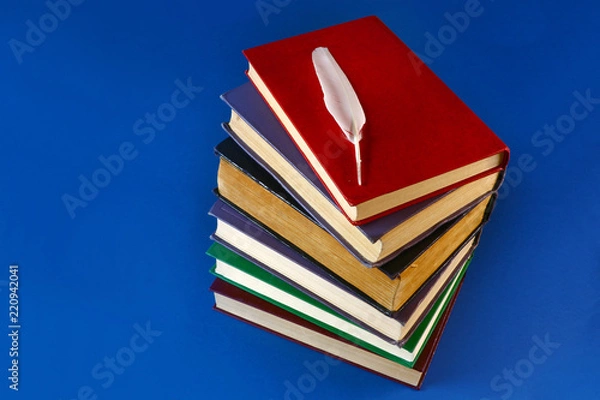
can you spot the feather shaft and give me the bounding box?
[312,47,366,185]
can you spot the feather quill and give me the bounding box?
[312,47,366,185]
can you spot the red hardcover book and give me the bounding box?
[210,277,464,389]
[243,16,509,224]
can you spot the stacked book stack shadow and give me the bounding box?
[207,16,509,388]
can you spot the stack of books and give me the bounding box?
[207,16,509,388]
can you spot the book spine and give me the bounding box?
[492,165,508,192]
[212,304,422,388]
[482,192,499,225]
[389,232,477,320]
[471,228,484,249]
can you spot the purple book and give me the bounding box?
[209,199,480,344]
[220,83,501,267]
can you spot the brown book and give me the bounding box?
[216,154,494,314]
[210,277,464,389]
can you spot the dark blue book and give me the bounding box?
[220,83,503,267]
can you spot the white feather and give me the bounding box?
[312,47,366,185]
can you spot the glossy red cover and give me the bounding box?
[244,16,509,212]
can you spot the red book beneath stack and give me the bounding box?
[211,277,464,389]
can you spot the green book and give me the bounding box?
[207,242,470,368]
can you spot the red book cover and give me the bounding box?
[210,277,464,389]
[243,16,509,223]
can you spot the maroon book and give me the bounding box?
[210,277,464,389]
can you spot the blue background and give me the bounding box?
[2,0,599,399]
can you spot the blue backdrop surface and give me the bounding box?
[1,1,599,399]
